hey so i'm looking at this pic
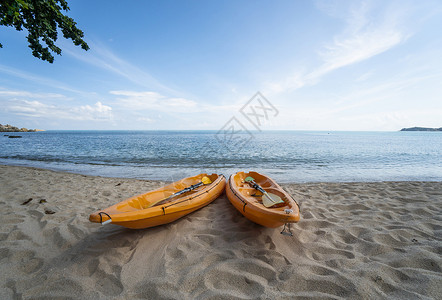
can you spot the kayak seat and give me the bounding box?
[238,187,256,196]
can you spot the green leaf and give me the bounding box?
[0,0,89,63]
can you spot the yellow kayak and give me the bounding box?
[226,171,300,228]
[89,173,226,229]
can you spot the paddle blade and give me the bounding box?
[202,176,212,185]
[244,176,255,182]
[262,193,285,208]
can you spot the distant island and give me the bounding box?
[0,124,44,132]
[400,127,442,131]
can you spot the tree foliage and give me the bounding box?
[0,0,89,63]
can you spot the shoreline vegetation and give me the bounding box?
[400,126,442,131]
[0,164,441,298]
[0,123,44,132]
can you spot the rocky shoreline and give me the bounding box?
[0,124,44,132]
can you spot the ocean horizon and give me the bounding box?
[1,130,441,183]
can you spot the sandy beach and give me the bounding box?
[0,164,441,299]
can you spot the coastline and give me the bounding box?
[2,130,442,183]
[0,164,441,299]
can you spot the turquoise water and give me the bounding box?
[1,130,441,182]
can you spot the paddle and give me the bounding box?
[244,176,284,208]
[148,176,212,207]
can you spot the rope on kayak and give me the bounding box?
[281,223,293,236]
[98,212,112,225]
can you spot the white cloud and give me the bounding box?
[266,0,410,94]
[0,89,68,100]
[316,1,407,76]
[0,64,88,96]
[5,99,113,121]
[8,100,48,116]
[109,91,162,98]
[110,90,162,110]
[110,90,197,112]
[75,102,112,118]
[165,98,197,107]
[317,29,403,75]
[63,41,180,96]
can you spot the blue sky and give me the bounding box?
[0,0,441,130]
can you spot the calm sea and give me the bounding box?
[0,130,441,183]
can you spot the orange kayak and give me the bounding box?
[226,171,300,228]
[89,173,226,229]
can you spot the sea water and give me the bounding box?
[0,130,441,183]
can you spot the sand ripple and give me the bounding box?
[0,165,441,299]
